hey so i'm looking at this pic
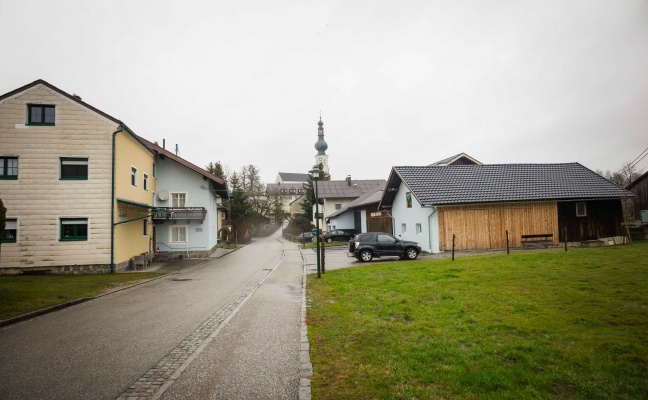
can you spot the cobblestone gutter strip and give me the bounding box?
[298,246,313,400]
[117,249,285,400]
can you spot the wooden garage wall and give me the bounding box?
[438,202,559,250]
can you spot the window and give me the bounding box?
[152,162,156,178]
[401,223,407,234]
[3,219,17,243]
[60,218,88,241]
[416,223,422,234]
[28,105,55,125]
[171,226,187,243]
[171,193,186,207]
[143,173,149,191]
[576,202,587,217]
[131,167,137,186]
[143,220,148,236]
[0,157,18,180]
[335,203,342,210]
[60,157,88,180]
[378,234,396,244]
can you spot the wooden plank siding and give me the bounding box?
[364,203,393,233]
[438,202,559,250]
[557,200,624,241]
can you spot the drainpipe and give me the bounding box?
[427,206,437,253]
[111,124,124,274]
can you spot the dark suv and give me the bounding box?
[348,232,421,262]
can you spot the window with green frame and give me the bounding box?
[28,105,55,125]
[2,219,17,243]
[0,157,18,180]
[60,157,88,180]
[60,218,88,241]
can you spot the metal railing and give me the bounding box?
[154,207,207,221]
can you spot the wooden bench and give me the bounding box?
[521,233,553,249]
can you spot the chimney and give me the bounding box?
[163,139,166,149]
[346,175,351,186]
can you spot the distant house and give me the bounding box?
[326,187,392,234]
[0,79,156,273]
[316,176,386,231]
[380,163,634,253]
[138,137,229,258]
[429,152,482,166]
[267,172,309,218]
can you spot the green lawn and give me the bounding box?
[307,242,648,399]
[0,272,164,320]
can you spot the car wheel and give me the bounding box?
[405,247,418,260]
[360,250,373,262]
[326,238,332,243]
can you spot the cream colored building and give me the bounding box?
[0,79,156,274]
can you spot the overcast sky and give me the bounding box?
[1,0,646,184]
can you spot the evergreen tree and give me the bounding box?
[300,163,330,219]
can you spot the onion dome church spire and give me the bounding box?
[314,115,330,174]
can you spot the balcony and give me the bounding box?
[154,207,207,221]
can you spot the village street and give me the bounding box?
[0,232,305,400]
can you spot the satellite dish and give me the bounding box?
[158,190,169,201]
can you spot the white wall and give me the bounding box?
[391,181,440,253]
[327,210,354,231]
[154,157,219,253]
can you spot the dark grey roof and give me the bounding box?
[317,179,385,199]
[278,172,308,182]
[382,163,634,208]
[327,188,383,219]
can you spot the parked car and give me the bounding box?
[348,232,421,262]
[323,229,355,243]
[298,232,314,244]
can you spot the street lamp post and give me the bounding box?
[310,168,321,278]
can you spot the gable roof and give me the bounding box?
[0,79,121,124]
[381,163,634,208]
[277,172,309,183]
[430,152,482,166]
[317,179,386,199]
[327,187,384,219]
[137,136,229,199]
[0,79,155,155]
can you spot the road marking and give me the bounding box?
[116,246,285,400]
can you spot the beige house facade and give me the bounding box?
[0,79,156,274]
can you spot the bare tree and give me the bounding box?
[597,161,645,187]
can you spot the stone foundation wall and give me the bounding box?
[0,260,131,275]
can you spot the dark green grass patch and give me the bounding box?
[307,242,648,399]
[0,272,163,320]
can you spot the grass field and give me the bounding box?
[0,272,164,320]
[307,242,648,399]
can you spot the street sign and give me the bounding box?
[311,228,318,235]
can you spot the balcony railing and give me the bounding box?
[154,207,207,221]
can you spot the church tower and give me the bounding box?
[314,116,329,174]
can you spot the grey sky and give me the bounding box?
[1,0,646,184]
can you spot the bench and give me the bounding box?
[521,233,554,249]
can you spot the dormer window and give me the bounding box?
[28,105,55,125]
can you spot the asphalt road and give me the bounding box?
[0,233,291,400]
